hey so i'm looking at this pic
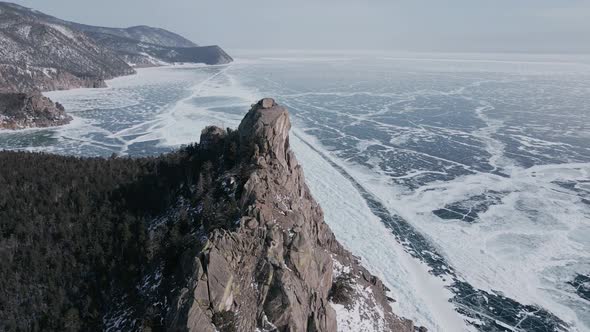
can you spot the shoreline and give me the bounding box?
[0,63,232,132]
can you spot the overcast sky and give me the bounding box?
[9,0,590,53]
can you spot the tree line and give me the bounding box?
[0,128,245,331]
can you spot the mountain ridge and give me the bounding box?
[70,23,199,48]
[0,2,198,48]
[0,1,232,129]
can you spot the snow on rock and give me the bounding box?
[331,285,387,332]
[329,254,418,331]
[48,24,76,39]
[0,2,135,94]
[330,257,387,332]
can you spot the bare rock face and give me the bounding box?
[0,92,72,129]
[169,99,415,331]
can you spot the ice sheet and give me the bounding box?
[2,53,589,331]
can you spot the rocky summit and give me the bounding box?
[172,98,416,331]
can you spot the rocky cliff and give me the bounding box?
[163,99,416,331]
[0,92,72,129]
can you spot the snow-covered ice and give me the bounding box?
[2,52,589,331]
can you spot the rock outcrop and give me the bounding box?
[166,99,415,331]
[0,92,72,129]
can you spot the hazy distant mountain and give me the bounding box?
[0,1,232,92]
[86,31,233,67]
[0,2,198,48]
[0,2,135,92]
[71,24,198,48]
[0,1,232,128]
[61,18,233,65]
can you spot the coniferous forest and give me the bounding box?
[0,129,243,331]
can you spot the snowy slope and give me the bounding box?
[0,2,134,92]
[0,1,232,93]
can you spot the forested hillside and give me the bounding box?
[0,129,242,331]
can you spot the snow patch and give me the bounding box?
[41,67,57,78]
[331,284,386,332]
[48,24,76,39]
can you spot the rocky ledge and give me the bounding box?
[168,99,416,331]
[0,92,72,129]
